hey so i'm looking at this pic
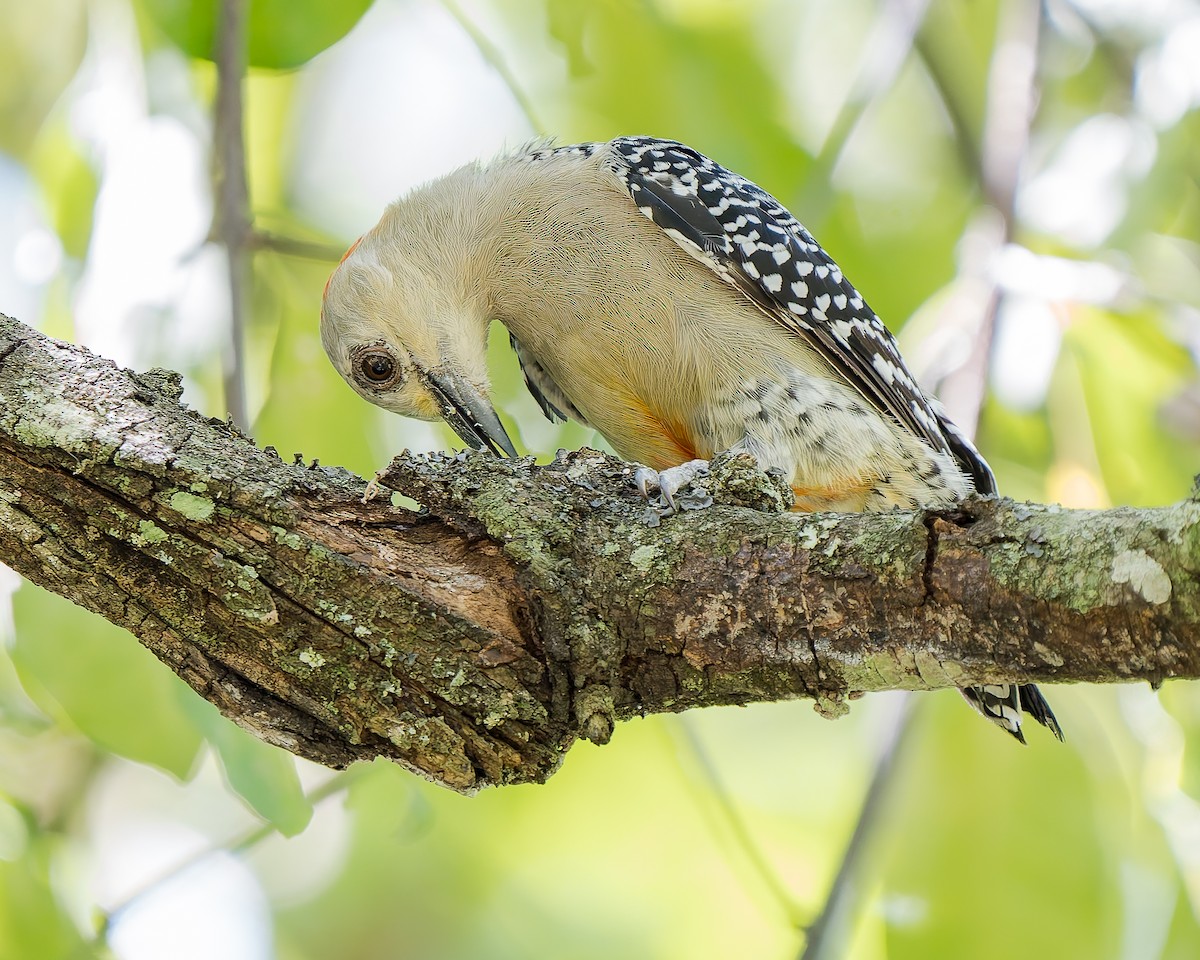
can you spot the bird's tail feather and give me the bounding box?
[960,683,1063,743]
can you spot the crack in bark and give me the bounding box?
[921,512,940,606]
[0,334,28,367]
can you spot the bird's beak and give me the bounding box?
[421,366,518,458]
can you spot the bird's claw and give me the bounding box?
[635,459,713,516]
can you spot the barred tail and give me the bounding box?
[960,683,1064,743]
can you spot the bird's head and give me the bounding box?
[319,225,517,458]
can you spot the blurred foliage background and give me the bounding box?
[1,0,1200,957]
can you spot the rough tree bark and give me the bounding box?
[1,314,1197,792]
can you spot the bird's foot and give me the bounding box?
[634,453,795,521]
[635,459,713,517]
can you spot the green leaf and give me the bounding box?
[0,0,87,158]
[1159,684,1200,806]
[1065,306,1197,506]
[138,0,373,70]
[880,694,1120,959]
[29,119,99,261]
[186,698,313,836]
[0,836,90,960]
[545,0,592,78]
[10,585,204,780]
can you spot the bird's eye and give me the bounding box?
[351,345,403,390]
[362,353,394,381]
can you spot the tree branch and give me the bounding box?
[1,314,1197,792]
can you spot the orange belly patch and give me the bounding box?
[585,387,881,511]
[602,393,701,469]
[790,477,875,512]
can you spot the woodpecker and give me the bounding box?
[320,135,1063,744]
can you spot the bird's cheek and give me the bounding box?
[384,387,443,423]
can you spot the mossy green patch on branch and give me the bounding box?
[167,490,215,521]
[271,526,305,550]
[298,648,326,668]
[629,544,659,572]
[133,519,169,547]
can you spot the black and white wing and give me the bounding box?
[604,135,994,487]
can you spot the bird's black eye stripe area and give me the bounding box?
[350,344,404,390]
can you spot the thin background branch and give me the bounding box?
[800,3,1044,957]
[800,696,920,960]
[813,0,933,174]
[95,769,363,948]
[212,0,251,431]
[936,0,1043,430]
[249,230,348,262]
[672,716,803,929]
[442,0,548,136]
